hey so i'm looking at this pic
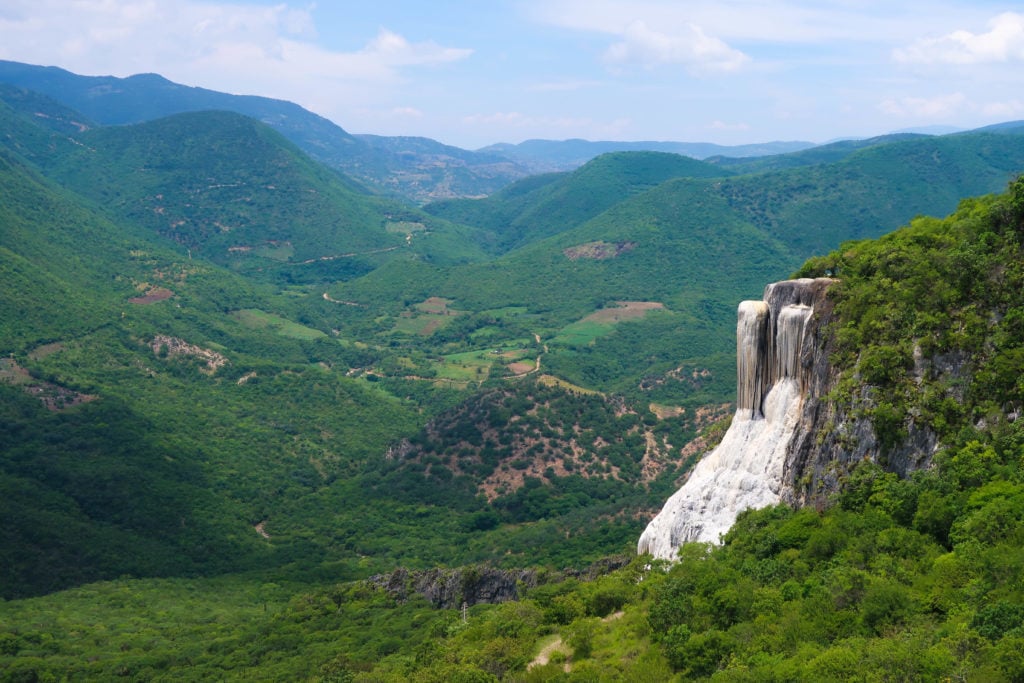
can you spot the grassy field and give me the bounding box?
[536,374,601,395]
[551,302,666,347]
[251,241,295,261]
[384,220,426,234]
[229,309,327,340]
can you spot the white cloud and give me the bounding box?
[980,99,1024,118]
[878,93,967,118]
[525,0,974,46]
[603,20,748,73]
[0,1,471,114]
[894,12,1024,65]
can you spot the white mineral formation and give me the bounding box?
[638,279,825,560]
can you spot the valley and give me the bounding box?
[2,61,1024,680]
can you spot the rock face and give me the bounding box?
[638,278,836,559]
[367,566,538,609]
[638,276,949,560]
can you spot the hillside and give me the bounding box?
[0,106,679,599]
[332,129,1024,416]
[3,179,1022,682]
[0,60,533,202]
[0,99,489,284]
[426,151,732,254]
[479,138,816,173]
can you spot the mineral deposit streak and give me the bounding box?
[637,279,828,560]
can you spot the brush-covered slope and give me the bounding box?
[330,131,1024,416]
[706,132,931,173]
[7,181,1023,682]
[478,137,815,173]
[0,102,488,282]
[0,120,432,598]
[425,151,732,254]
[0,60,533,201]
[0,104,671,599]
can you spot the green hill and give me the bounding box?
[0,101,489,284]
[3,174,1022,683]
[426,151,733,254]
[0,106,671,599]
[330,131,1024,414]
[0,60,534,201]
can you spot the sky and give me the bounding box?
[2,1,1024,149]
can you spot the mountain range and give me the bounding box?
[0,60,836,201]
[1,58,1024,681]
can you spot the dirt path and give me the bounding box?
[527,611,624,671]
[322,292,362,306]
[528,636,570,672]
[297,245,399,265]
[254,521,270,539]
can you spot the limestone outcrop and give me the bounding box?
[638,278,836,559]
[638,276,947,560]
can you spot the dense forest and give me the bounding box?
[2,65,1024,681]
[2,179,1022,681]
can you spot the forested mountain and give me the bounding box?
[478,138,816,173]
[0,60,539,202]
[3,168,1022,683]
[0,93,680,600]
[2,64,1024,681]
[426,151,732,254]
[0,100,487,281]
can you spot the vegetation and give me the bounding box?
[2,67,1024,680]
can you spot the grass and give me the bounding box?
[392,315,450,336]
[536,374,601,395]
[251,242,295,261]
[391,297,465,336]
[385,221,426,234]
[550,302,665,347]
[414,296,456,314]
[229,309,327,340]
[433,349,495,382]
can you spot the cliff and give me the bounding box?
[638,277,941,560]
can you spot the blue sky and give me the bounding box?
[2,1,1023,148]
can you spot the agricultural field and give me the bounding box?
[551,301,667,347]
[230,309,328,340]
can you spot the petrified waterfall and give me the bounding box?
[638,278,833,560]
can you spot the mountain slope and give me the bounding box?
[425,151,733,254]
[6,181,1024,682]
[0,102,490,282]
[0,60,532,201]
[479,137,816,173]
[331,130,1024,416]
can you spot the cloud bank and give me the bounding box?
[894,12,1024,65]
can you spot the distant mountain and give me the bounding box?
[426,151,732,254]
[705,133,932,173]
[350,128,1024,405]
[353,134,531,200]
[478,138,816,173]
[890,124,964,135]
[971,119,1024,134]
[0,60,531,202]
[0,97,488,283]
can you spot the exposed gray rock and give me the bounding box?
[367,566,538,609]
[640,275,960,560]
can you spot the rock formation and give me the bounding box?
[638,278,836,560]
